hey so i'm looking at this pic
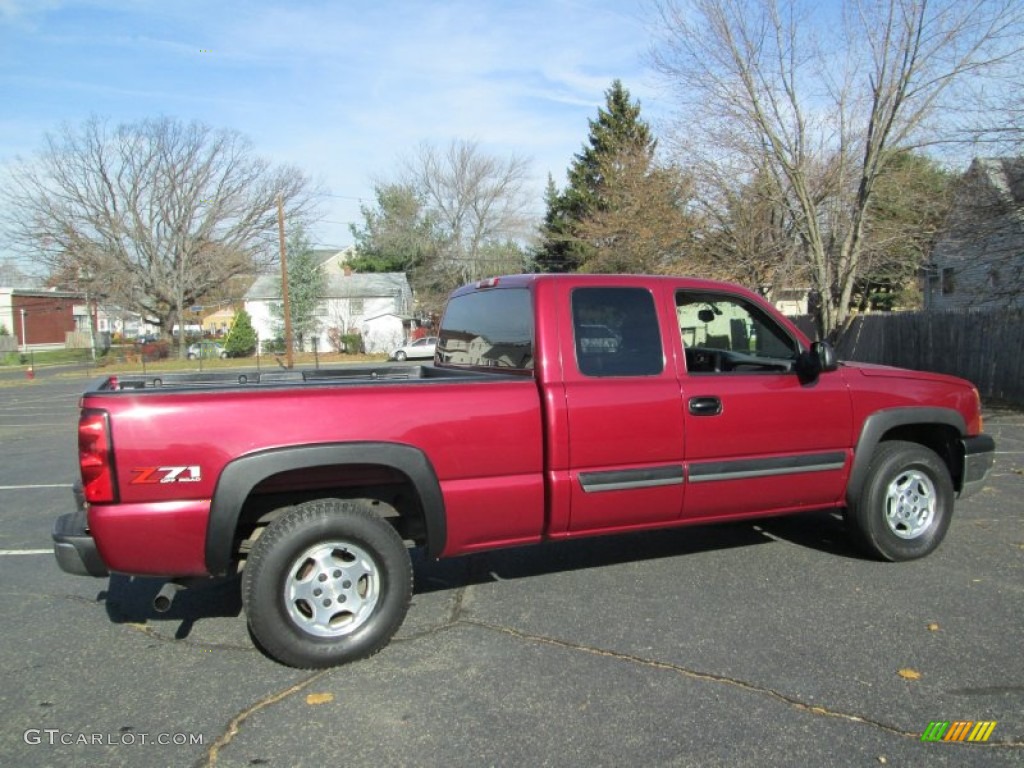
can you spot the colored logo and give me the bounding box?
[921,721,997,742]
[130,466,202,484]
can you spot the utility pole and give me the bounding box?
[277,192,294,369]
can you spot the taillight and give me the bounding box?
[79,409,117,504]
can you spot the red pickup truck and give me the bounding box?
[54,274,995,668]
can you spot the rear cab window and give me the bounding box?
[437,287,534,370]
[572,287,663,377]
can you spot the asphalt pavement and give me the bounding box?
[0,373,1021,767]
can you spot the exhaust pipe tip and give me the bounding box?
[153,581,184,613]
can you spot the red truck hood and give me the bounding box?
[842,360,975,389]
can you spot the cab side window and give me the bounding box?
[677,291,798,374]
[573,288,663,377]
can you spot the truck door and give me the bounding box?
[561,285,686,533]
[674,289,853,518]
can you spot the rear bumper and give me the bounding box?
[53,486,109,577]
[959,434,996,500]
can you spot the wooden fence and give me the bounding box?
[835,309,1024,407]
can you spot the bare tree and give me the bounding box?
[683,162,807,296]
[404,139,534,296]
[2,117,318,352]
[651,0,1024,339]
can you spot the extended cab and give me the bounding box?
[53,274,995,668]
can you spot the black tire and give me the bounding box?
[394,351,407,361]
[846,440,954,562]
[242,499,412,668]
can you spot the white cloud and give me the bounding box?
[2,0,666,250]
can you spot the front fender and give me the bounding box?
[846,408,965,507]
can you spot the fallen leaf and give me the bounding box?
[927,622,940,632]
[878,757,887,765]
[305,692,334,705]
[898,668,922,681]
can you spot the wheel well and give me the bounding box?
[229,464,428,570]
[877,424,962,489]
[207,443,447,576]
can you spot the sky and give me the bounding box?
[0,0,668,253]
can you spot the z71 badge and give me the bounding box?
[130,466,202,484]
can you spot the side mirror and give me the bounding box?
[813,341,838,372]
[795,341,838,383]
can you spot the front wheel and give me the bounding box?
[394,351,407,361]
[242,499,413,668]
[846,441,954,562]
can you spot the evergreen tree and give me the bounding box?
[224,308,258,357]
[271,225,326,349]
[534,80,656,272]
[348,183,439,274]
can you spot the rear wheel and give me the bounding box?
[846,441,954,561]
[394,350,407,361]
[242,499,412,668]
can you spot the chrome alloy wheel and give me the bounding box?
[284,542,380,638]
[884,469,936,539]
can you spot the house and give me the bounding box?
[0,287,81,351]
[925,157,1024,310]
[243,268,414,354]
[200,308,236,336]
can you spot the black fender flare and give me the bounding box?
[206,442,446,575]
[846,407,965,508]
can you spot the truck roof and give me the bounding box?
[448,273,767,299]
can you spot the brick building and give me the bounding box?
[0,288,83,350]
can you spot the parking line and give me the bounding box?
[0,484,73,490]
[0,549,51,556]
[0,424,71,428]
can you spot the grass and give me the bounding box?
[99,350,389,374]
[1,346,390,386]
[2,348,95,367]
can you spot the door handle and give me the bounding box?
[688,396,722,416]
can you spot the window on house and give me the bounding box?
[941,268,955,295]
[349,299,364,315]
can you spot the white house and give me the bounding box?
[243,268,414,354]
[925,157,1024,310]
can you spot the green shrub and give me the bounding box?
[224,309,258,357]
[340,333,365,354]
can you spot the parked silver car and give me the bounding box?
[389,336,438,361]
[187,341,228,359]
